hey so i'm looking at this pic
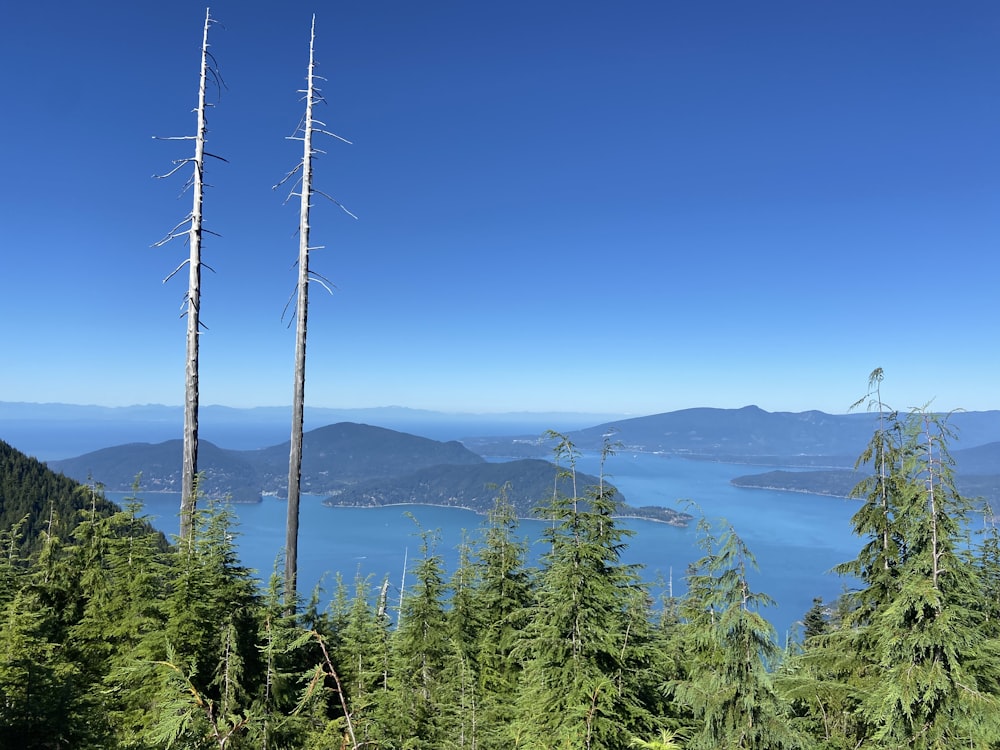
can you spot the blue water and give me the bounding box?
[109,452,861,641]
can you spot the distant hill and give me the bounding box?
[1,401,624,459]
[326,458,691,526]
[240,423,486,494]
[48,439,263,503]
[0,440,158,556]
[466,406,1000,464]
[731,441,1000,508]
[44,423,696,525]
[48,423,483,499]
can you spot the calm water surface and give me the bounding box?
[113,452,862,639]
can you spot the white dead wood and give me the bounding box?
[278,15,356,608]
[151,7,225,540]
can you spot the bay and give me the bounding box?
[109,451,861,640]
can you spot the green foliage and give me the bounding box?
[851,411,1000,747]
[472,485,535,749]
[779,374,1000,749]
[0,586,99,747]
[0,440,122,556]
[802,597,828,641]
[513,433,658,749]
[666,517,797,749]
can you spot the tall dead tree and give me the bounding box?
[153,8,225,540]
[274,15,353,607]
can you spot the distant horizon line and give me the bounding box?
[0,399,879,418]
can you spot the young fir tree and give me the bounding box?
[801,597,828,641]
[252,570,315,749]
[329,573,393,747]
[513,434,657,749]
[380,528,452,748]
[850,411,1000,747]
[439,532,484,748]
[788,389,1000,749]
[777,372,903,749]
[0,515,29,613]
[146,500,264,748]
[0,507,106,748]
[68,487,171,746]
[0,587,97,748]
[977,519,1000,639]
[835,369,907,627]
[666,518,797,750]
[472,485,535,750]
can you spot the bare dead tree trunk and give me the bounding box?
[285,17,317,609]
[153,8,222,541]
[275,16,354,609]
[180,9,211,541]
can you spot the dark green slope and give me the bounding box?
[49,423,484,498]
[49,439,260,502]
[0,439,120,555]
[45,423,692,524]
[240,422,485,492]
[331,458,692,526]
[731,441,1000,507]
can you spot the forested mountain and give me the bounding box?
[328,457,691,525]
[732,440,1000,508]
[0,439,124,555]
[246,422,485,487]
[41,407,1000,519]
[49,422,484,500]
[46,424,692,525]
[48,439,262,502]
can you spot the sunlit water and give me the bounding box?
[109,451,862,640]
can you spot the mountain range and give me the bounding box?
[466,405,1000,507]
[466,405,1000,461]
[13,403,1000,517]
[46,422,691,525]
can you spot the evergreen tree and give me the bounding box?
[977,520,1000,639]
[473,485,535,750]
[666,519,796,750]
[145,499,263,748]
[69,487,171,747]
[802,597,828,641]
[0,587,96,748]
[439,532,483,748]
[787,393,1000,749]
[514,435,656,749]
[328,573,393,747]
[852,411,1000,747]
[381,528,451,748]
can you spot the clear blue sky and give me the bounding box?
[2,2,997,415]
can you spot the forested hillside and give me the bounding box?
[47,423,692,525]
[731,439,1000,508]
[0,439,124,555]
[3,411,1000,748]
[49,422,485,498]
